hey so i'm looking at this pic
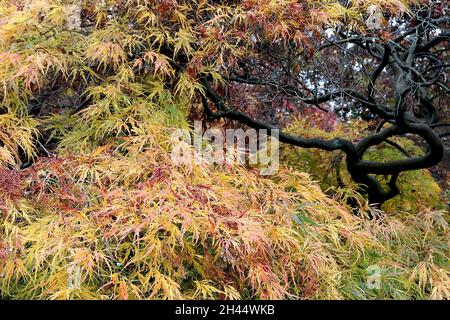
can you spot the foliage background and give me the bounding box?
[0,0,448,300]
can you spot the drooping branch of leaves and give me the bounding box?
[1,0,446,209]
[199,4,449,207]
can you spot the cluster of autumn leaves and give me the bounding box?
[0,0,448,300]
